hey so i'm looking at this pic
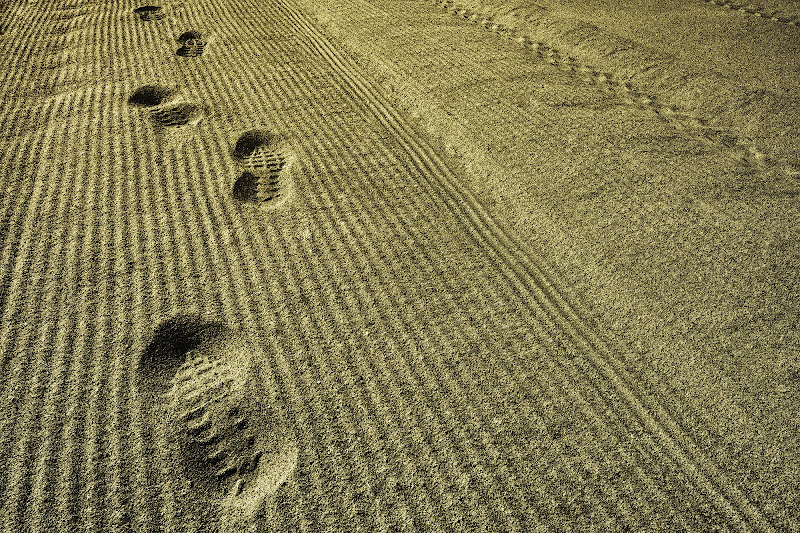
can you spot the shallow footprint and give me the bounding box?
[232,129,294,208]
[150,102,203,128]
[139,314,298,529]
[128,85,203,129]
[133,5,165,21]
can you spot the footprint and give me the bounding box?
[231,130,293,208]
[133,5,165,21]
[177,30,205,57]
[129,85,203,128]
[139,314,298,528]
[150,102,203,127]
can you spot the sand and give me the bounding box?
[0,0,797,530]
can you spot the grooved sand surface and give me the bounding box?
[0,0,797,531]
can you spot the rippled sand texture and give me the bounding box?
[0,0,797,531]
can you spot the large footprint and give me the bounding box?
[139,314,297,530]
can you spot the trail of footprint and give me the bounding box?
[128,84,203,129]
[231,129,293,208]
[702,0,800,25]
[138,314,298,529]
[434,0,772,170]
[177,30,206,57]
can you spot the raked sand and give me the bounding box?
[0,0,798,531]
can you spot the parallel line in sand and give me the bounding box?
[130,95,180,533]
[176,10,456,524]
[282,73,657,528]
[101,82,134,533]
[0,133,43,333]
[173,3,386,529]
[293,116,532,530]
[179,64,365,530]
[48,86,113,532]
[217,27,502,528]
[55,240,93,528]
[173,0,736,524]
[274,1,772,529]
[274,139,462,530]
[153,145,199,531]
[26,84,102,531]
[272,3,704,528]
[111,17,160,532]
[0,91,79,298]
[0,120,75,530]
[75,84,111,533]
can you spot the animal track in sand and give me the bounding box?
[232,130,293,208]
[177,30,206,57]
[133,5,165,21]
[434,0,771,169]
[702,0,800,25]
[139,314,298,525]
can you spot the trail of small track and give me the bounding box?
[0,0,780,530]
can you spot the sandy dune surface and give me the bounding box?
[0,0,797,531]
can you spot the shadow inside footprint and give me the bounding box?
[129,84,175,107]
[232,130,275,160]
[138,314,298,528]
[140,313,227,390]
[177,30,205,57]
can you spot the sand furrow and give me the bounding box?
[274,176,470,530]
[295,139,530,530]
[0,121,75,530]
[99,82,136,533]
[27,92,99,531]
[274,1,772,528]
[51,96,103,524]
[1,0,790,530]
[284,44,681,529]
[0,134,43,329]
[149,147,196,532]
[252,73,496,528]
